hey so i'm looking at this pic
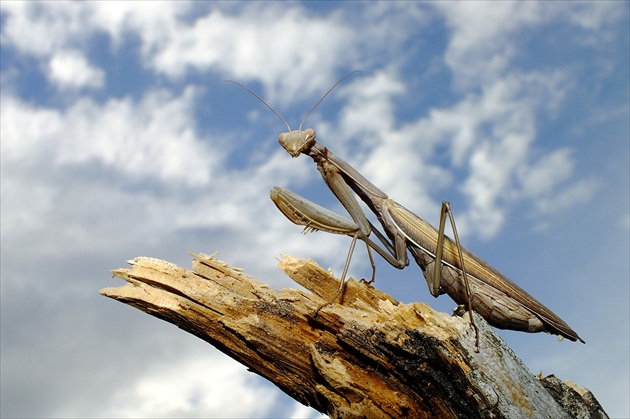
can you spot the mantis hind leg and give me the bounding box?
[363,242,376,284]
[434,201,480,351]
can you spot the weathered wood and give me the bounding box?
[100,253,606,418]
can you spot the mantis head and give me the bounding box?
[226,71,359,158]
[278,129,316,158]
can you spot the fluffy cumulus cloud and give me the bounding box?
[332,68,594,239]
[1,1,628,418]
[101,356,280,418]
[0,2,358,102]
[2,88,214,186]
[148,6,358,99]
[48,49,105,89]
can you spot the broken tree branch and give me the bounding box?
[100,253,607,418]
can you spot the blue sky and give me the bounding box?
[1,2,628,417]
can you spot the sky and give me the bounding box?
[1,2,628,418]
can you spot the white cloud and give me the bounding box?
[338,71,406,145]
[100,356,279,418]
[1,2,89,57]
[1,88,215,187]
[533,178,600,215]
[0,2,191,58]
[48,49,105,89]
[0,2,359,102]
[1,2,419,106]
[562,1,624,31]
[519,149,574,198]
[435,2,539,88]
[435,2,624,88]
[331,70,579,240]
[290,403,328,419]
[146,4,358,103]
[91,2,191,51]
[1,89,350,281]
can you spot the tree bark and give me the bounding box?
[100,253,607,419]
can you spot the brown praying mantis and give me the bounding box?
[228,74,585,344]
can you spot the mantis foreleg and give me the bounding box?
[271,187,388,310]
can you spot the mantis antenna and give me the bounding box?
[225,70,361,131]
[298,70,361,130]
[224,79,292,133]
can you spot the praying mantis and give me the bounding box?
[228,74,585,344]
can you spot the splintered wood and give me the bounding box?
[101,254,605,419]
